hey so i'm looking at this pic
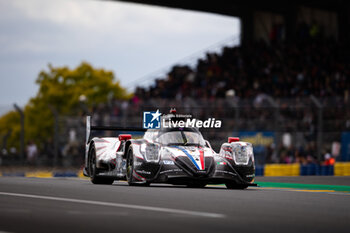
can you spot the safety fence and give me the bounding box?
[2,96,350,168]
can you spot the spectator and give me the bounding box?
[26,140,38,166]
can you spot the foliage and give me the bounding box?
[0,111,21,149]
[0,62,130,149]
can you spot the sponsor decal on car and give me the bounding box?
[217,161,227,165]
[136,170,151,175]
[134,161,143,166]
[216,170,237,176]
[163,160,175,165]
[159,168,183,174]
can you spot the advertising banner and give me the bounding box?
[238,131,275,153]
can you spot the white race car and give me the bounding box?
[83,112,256,189]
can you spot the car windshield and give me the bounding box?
[155,131,205,146]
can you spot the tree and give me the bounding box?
[0,62,130,150]
[0,111,21,149]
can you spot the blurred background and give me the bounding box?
[0,0,349,174]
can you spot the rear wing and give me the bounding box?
[86,116,147,144]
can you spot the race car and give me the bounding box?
[83,111,256,189]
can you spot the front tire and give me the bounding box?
[126,147,149,186]
[126,146,136,185]
[89,144,114,185]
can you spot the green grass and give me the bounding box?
[256,182,350,192]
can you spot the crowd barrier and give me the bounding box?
[255,162,350,176]
[0,171,85,178]
[0,163,349,177]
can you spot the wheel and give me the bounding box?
[126,146,137,185]
[186,183,207,188]
[88,144,114,185]
[225,182,248,189]
[126,147,149,186]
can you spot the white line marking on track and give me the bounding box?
[0,192,225,218]
[327,192,350,196]
[251,187,350,195]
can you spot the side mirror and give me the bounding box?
[118,134,132,141]
[228,137,239,143]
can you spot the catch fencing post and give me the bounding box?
[48,105,59,167]
[2,129,12,153]
[310,95,323,162]
[233,101,240,134]
[226,96,239,134]
[266,97,280,148]
[13,104,24,164]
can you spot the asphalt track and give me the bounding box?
[0,177,349,233]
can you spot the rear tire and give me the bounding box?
[89,144,114,185]
[225,182,248,189]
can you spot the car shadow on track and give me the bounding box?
[111,182,260,191]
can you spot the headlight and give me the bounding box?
[140,143,160,162]
[246,145,255,163]
[232,144,253,165]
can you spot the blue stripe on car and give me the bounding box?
[173,146,200,170]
